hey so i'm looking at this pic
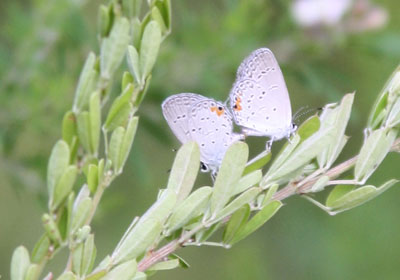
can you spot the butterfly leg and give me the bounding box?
[265,137,275,151]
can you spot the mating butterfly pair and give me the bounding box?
[162,48,296,175]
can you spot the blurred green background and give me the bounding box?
[2,0,400,279]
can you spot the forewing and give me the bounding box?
[188,99,239,168]
[162,93,207,143]
[231,48,292,135]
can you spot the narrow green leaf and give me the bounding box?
[10,246,30,280]
[71,197,93,234]
[112,218,162,264]
[56,272,77,280]
[297,115,321,141]
[77,112,92,152]
[231,201,282,244]
[87,164,98,194]
[386,97,400,127]
[326,185,356,207]
[151,6,167,34]
[109,127,125,173]
[170,254,190,269]
[72,243,84,276]
[211,187,261,224]
[42,214,62,244]
[118,117,139,171]
[100,17,131,79]
[223,204,250,244]
[260,184,279,207]
[52,166,78,210]
[103,84,135,132]
[31,234,50,263]
[132,272,147,280]
[141,189,177,225]
[166,141,200,202]
[89,91,101,154]
[355,128,397,183]
[84,270,107,280]
[24,264,40,280]
[139,20,162,81]
[122,72,134,90]
[47,140,70,200]
[62,111,78,146]
[131,18,142,50]
[74,52,97,111]
[310,175,330,193]
[327,179,398,214]
[210,142,249,217]
[243,150,271,176]
[97,5,113,38]
[233,170,262,196]
[155,0,171,30]
[127,45,141,86]
[195,222,222,243]
[149,259,179,271]
[103,259,137,280]
[264,126,334,184]
[81,234,97,276]
[166,187,212,233]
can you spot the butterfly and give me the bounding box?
[162,93,243,176]
[229,48,296,149]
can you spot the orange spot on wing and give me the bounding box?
[234,97,242,111]
[210,106,224,116]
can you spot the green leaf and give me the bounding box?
[47,140,70,201]
[24,264,40,280]
[109,127,125,173]
[297,115,321,141]
[231,201,282,244]
[81,234,97,276]
[100,17,131,79]
[42,214,62,244]
[326,179,398,214]
[151,6,168,34]
[170,254,190,269]
[131,18,142,50]
[158,0,171,29]
[97,5,113,38]
[260,184,279,207]
[211,187,261,224]
[141,189,177,225]
[166,187,212,233]
[355,128,397,183]
[127,45,142,85]
[310,175,330,193]
[72,243,84,275]
[56,272,77,280]
[52,166,78,210]
[122,72,134,90]
[149,259,180,271]
[73,52,97,111]
[166,141,200,202]
[77,111,92,153]
[386,97,400,127]
[139,20,162,81]
[233,170,262,196]
[62,111,78,146]
[87,164,99,194]
[210,142,249,217]
[223,204,250,244]
[318,94,354,168]
[89,91,101,155]
[31,234,50,263]
[122,0,143,18]
[326,184,356,207]
[118,117,139,172]
[71,197,93,234]
[264,125,334,185]
[112,218,162,264]
[243,150,271,176]
[103,84,135,132]
[132,272,147,280]
[10,246,30,280]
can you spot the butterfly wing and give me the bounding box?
[188,98,242,171]
[230,48,293,140]
[162,93,207,144]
